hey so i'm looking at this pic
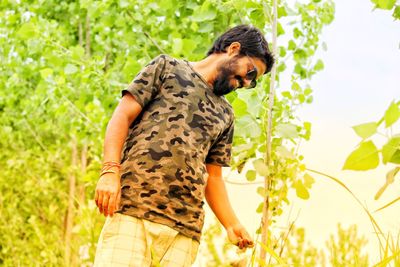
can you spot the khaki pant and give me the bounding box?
[93,213,200,267]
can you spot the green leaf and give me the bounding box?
[313,59,324,71]
[17,23,37,40]
[382,136,400,164]
[235,115,261,138]
[276,123,299,139]
[122,58,141,81]
[294,180,310,199]
[40,68,53,79]
[253,158,269,177]
[279,46,287,57]
[172,38,183,55]
[294,63,307,78]
[246,170,256,181]
[293,28,303,39]
[256,186,266,197]
[232,97,248,117]
[277,63,286,72]
[384,101,400,128]
[288,40,296,50]
[393,5,400,20]
[304,173,315,188]
[256,202,263,213]
[390,150,400,164]
[192,6,216,21]
[372,0,396,10]
[277,22,285,36]
[276,146,295,159]
[352,122,378,139]
[277,6,288,18]
[343,141,380,170]
[182,39,197,54]
[70,45,85,60]
[281,91,292,99]
[64,64,78,74]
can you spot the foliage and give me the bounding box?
[326,224,369,267]
[0,0,335,265]
[343,100,400,201]
[370,0,400,20]
[280,226,325,266]
[223,0,335,262]
[202,220,371,267]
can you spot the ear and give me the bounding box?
[227,42,241,56]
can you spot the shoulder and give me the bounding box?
[149,54,182,72]
[151,54,179,65]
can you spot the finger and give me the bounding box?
[108,193,116,217]
[95,189,99,203]
[102,193,110,216]
[97,192,104,212]
[248,239,254,247]
[238,238,244,249]
[116,189,121,210]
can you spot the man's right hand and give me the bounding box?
[94,172,121,217]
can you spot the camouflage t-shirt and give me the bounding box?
[116,54,234,242]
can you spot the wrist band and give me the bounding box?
[100,169,117,177]
[101,161,121,172]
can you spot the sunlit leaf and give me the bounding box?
[372,0,396,10]
[304,173,315,188]
[276,123,299,139]
[64,64,78,74]
[313,59,324,71]
[246,170,256,181]
[253,158,269,177]
[352,122,378,139]
[294,180,309,199]
[343,141,379,170]
[17,23,37,40]
[40,68,53,79]
[382,136,400,164]
[384,101,400,128]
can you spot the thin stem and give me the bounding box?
[259,0,278,264]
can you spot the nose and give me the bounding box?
[243,78,253,88]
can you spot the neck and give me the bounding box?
[189,54,224,87]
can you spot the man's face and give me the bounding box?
[212,55,266,96]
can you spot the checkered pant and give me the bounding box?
[93,213,199,267]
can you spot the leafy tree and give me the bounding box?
[0,0,334,265]
[326,224,369,267]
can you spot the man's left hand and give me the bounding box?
[226,223,254,250]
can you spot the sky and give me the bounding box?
[196,0,400,265]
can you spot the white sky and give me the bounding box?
[197,0,400,265]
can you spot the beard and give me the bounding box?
[212,57,240,96]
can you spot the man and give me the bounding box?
[93,24,274,266]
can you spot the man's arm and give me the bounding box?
[205,163,254,249]
[94,93,142,217]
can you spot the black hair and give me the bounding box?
[207,24,275,74]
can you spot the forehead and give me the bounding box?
[250,57,267,79]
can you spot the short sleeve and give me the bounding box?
[205,119,234,167]
[121,54,167,108]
